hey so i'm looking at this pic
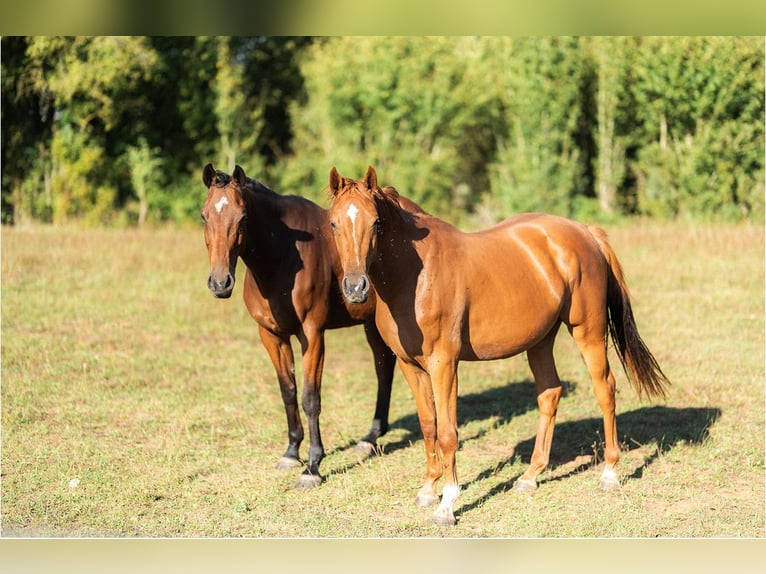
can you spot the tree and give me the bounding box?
[630,37,764,219]
[8,37,159,224]
[487,37,592,219]
[281,36,502,219]
[586,37,637,216]
[2,36,763,226]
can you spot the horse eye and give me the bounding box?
[329,220,337,231]
[374,218,382,232]
[200,212,207,224]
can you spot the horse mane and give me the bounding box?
[326,175,427,229]
[373,185,426,232]
[242,176,287,221]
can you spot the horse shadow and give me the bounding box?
[329,379,551,459]
[326,378,721,509]
[325,379,566,475]
[457,404,722,517]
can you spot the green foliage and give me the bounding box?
[588,37,636,216]
[487,37,591,218]
[1,36,763,226]
[630,37,764,220]
[126,138,163,226]
[280,37,502,219]
[49,121,116,225]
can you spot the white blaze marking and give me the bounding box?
[347,203,361,265]
[214,196,229,214]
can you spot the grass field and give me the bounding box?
[1,221,763,538]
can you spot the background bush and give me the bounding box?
[2,36,763,226]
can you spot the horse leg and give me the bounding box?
[572,324,621,490]
[295,325,326,488]
[397,358,442,509]
[258,326,304,470]
[514,329,564,492]
[428,353,461,526]
[356,320,397,454]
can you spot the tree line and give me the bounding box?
[2,36,763,227]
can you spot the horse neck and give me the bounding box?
[240,179,284,266]
[372,195,424,286]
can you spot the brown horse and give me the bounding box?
[328,166,670,525]
[201,163,398,488]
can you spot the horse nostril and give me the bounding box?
[224,274,234,290]
[359,275,368,293]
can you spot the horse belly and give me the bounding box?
[461,310,559,361]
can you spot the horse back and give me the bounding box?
[411,213,608,361]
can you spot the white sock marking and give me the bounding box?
[441,484,460,506]
[435,483,461,519]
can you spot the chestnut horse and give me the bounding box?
[328,166,670,525]
[201,163,398,488]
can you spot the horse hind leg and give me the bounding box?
[514,329,564,492]
[571,323,621,491]
[356,321,397,455]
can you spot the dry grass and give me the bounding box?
[1,221,763,537]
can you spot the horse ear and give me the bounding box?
[233,165,247,187]
[329,167,342,196]
[364,165,378,192]
[203,163,215,187]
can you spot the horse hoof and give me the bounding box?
[295,473,323,489]
[431,510,456,527]
[513,478,538,493]
[276,457,302,470]
[414,493,439,507]
[355,440,375,455]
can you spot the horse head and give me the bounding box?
[201,163,249,298]
[327,165,385,304]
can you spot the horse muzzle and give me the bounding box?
[208,272,235,299]
[342,273,370,304]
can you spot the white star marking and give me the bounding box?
[214,196,229,214]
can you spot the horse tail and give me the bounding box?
[587,225,670,401]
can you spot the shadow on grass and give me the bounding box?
[457,405,722,519]
[328,379,548,457]
[324,378,720,510]
[324,379,570,478]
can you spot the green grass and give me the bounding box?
[1,221,763,537]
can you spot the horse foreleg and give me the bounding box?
[296,325,326,488]
[398,359,442,508]
[515,332,563,492]
[428,354,460,527]
[258,326,304,470]
[357,321,397,453]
